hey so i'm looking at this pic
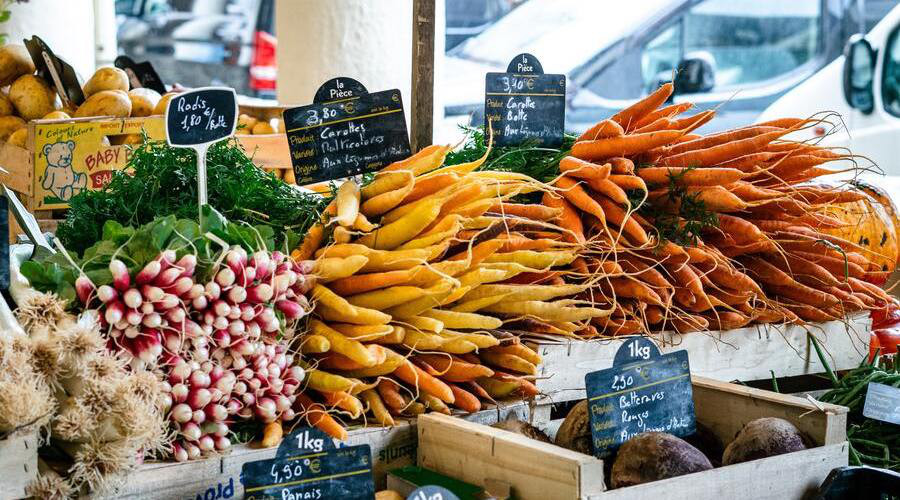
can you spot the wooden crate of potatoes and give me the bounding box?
[417,376,848,500]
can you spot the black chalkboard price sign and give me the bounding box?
[585,337,696,459]
[241,427,375,500]
[165,87,238,216]
[282,77,411,184]
[114,55,167,95]
[484,53,566,147]
[24,36,85,107]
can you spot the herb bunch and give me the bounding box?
[57,138,328,255]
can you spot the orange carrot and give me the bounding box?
[572,130,684,161]
[448,239,505,266]
[637,167,744,186]
[487,202,563,221]
[328,270,412,296]
[586,177,629,205]
[295,393,348,440]
[608,157,635,174]
[608,174,647,192]
[394,360,455,404]
[661,129,792,168]
[576,119,624,142]
[665,126,782,157]
[559,156,611,180]
[402,172,459,204]
[556,176,608,223]
[595,196,648,245]
[632,102,695,129]
[292,223,324,261]
[377,380,408,411]
[447,383,481,412]
[542,192,585,244]
[611,82,674,131]
[414,354,494,382]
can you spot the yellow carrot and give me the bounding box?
[300,334,331,354]
[421,309,503,329]
[346,285,427,310]
[314,255,369,282]
[357,198,443,250]
[310,319,378,367]
[334,180,360,227]
[361,170,413,200]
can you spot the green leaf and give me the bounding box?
[82,240,118,267]
[201,205,228,235]
[149,215,176,249]
[102,220,133,245]
[85,268,113,287]
[0,11,12,22]
[125,228,160,267]
[284,228,302,254]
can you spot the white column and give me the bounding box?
[275,0,413,118]
[5,0,96,79]
[93,0,119,68]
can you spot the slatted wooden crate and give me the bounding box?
[417,376,849,500]
[527,313,870,405]
[0,427,39,500]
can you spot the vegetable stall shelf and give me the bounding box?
[90,401,532,498]
[527,313,870,406]
[417,376,849,500]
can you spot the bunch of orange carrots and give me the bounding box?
[547,82,891,335]
[289,145,612,438]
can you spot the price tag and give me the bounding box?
[114,55,167,95]
[241,427,374,500]
[585,337,695,459]
[4,185,52,259]
[282,77,411,184]
[24,35,85,107]
[484,53,566,147]
[165,87,237,217]
[863,382,900,424]
[407,485,459,500]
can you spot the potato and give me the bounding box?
[375,491,403,500]
[127,88,161,117]
[7,127,26,147]
[283,168,295,184]
[0,45,35,87]
[0,93,13,116]
[555,400,593,454]
[273,117,284,133]
[83,67,129,97]
[0,115,26,141]
[238,113,258,131]
[42,110,71,120]
[492,417,552,444]
[10,75,58,121]
[252,121,275,135]
[722,417,810,465]
[153,92,179,115]
[611,432,712,488]
[74,90,131,118]
[109,133,142,146]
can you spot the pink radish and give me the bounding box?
[205,404,227,422]
[214,435,231,451]
[255,398,277,422]
[185,442,201,459]
[276,300,304,320]
[205,281,221,300]
[75,275,94,304]
[173,442,188,462]
[153,267,181,288]
[185,283,205,300]
[169,276,194,297]
[189,370,211,388]
[175,254,197,277]
[215,267,236,288]
[192,409,206,424]
[181,422,202,442]
[97,285,118,303]
[141,285,164,302]
[105,300,125,324]
[247,283,274,303]
[109,259,131,291]
[123,288,142,309]
[226,286,246,304]
[170,403,192,423]
[136,260,162,285]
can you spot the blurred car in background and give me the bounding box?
[446,0,516,50]
[760,4,900,177]
[440,0,899,140]
[115,0,276,97]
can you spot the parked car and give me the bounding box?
[446,0,516,51]
[115,0,276,98]
[759,4,900,178]
[441,0,899,138]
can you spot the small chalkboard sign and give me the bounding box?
[585,337,695,459]
[484,53,566,147]
[23,36,85,107]
[241,427,374,500]
[114,55,167,95]
[408,485,459,500]
[4,185,52,258]
[282,77,411,184]
[165,87,237,216]
[863,382,900,425]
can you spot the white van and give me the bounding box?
[759,5,900,177]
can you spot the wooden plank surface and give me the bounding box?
[410,0,435,152]
[418,413,605,500]
[0,141,32,196]
[529,314,870,404]
[101,400,533,498]
[0,429,38,500]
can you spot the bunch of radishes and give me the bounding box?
[75,245,312,461]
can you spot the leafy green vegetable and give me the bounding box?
[25,209,274,305]
[57,137,329,255]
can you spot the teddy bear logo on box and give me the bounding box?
[41,139,87,202]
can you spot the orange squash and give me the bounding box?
[818,185,898,274]
[854,180,900,266]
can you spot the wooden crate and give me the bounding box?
[417,376,848,500]
[528,313,870,405]
[1,115,166,243]
[98,400,533,499]
[235,100,291,171]
[0,427,39,500]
